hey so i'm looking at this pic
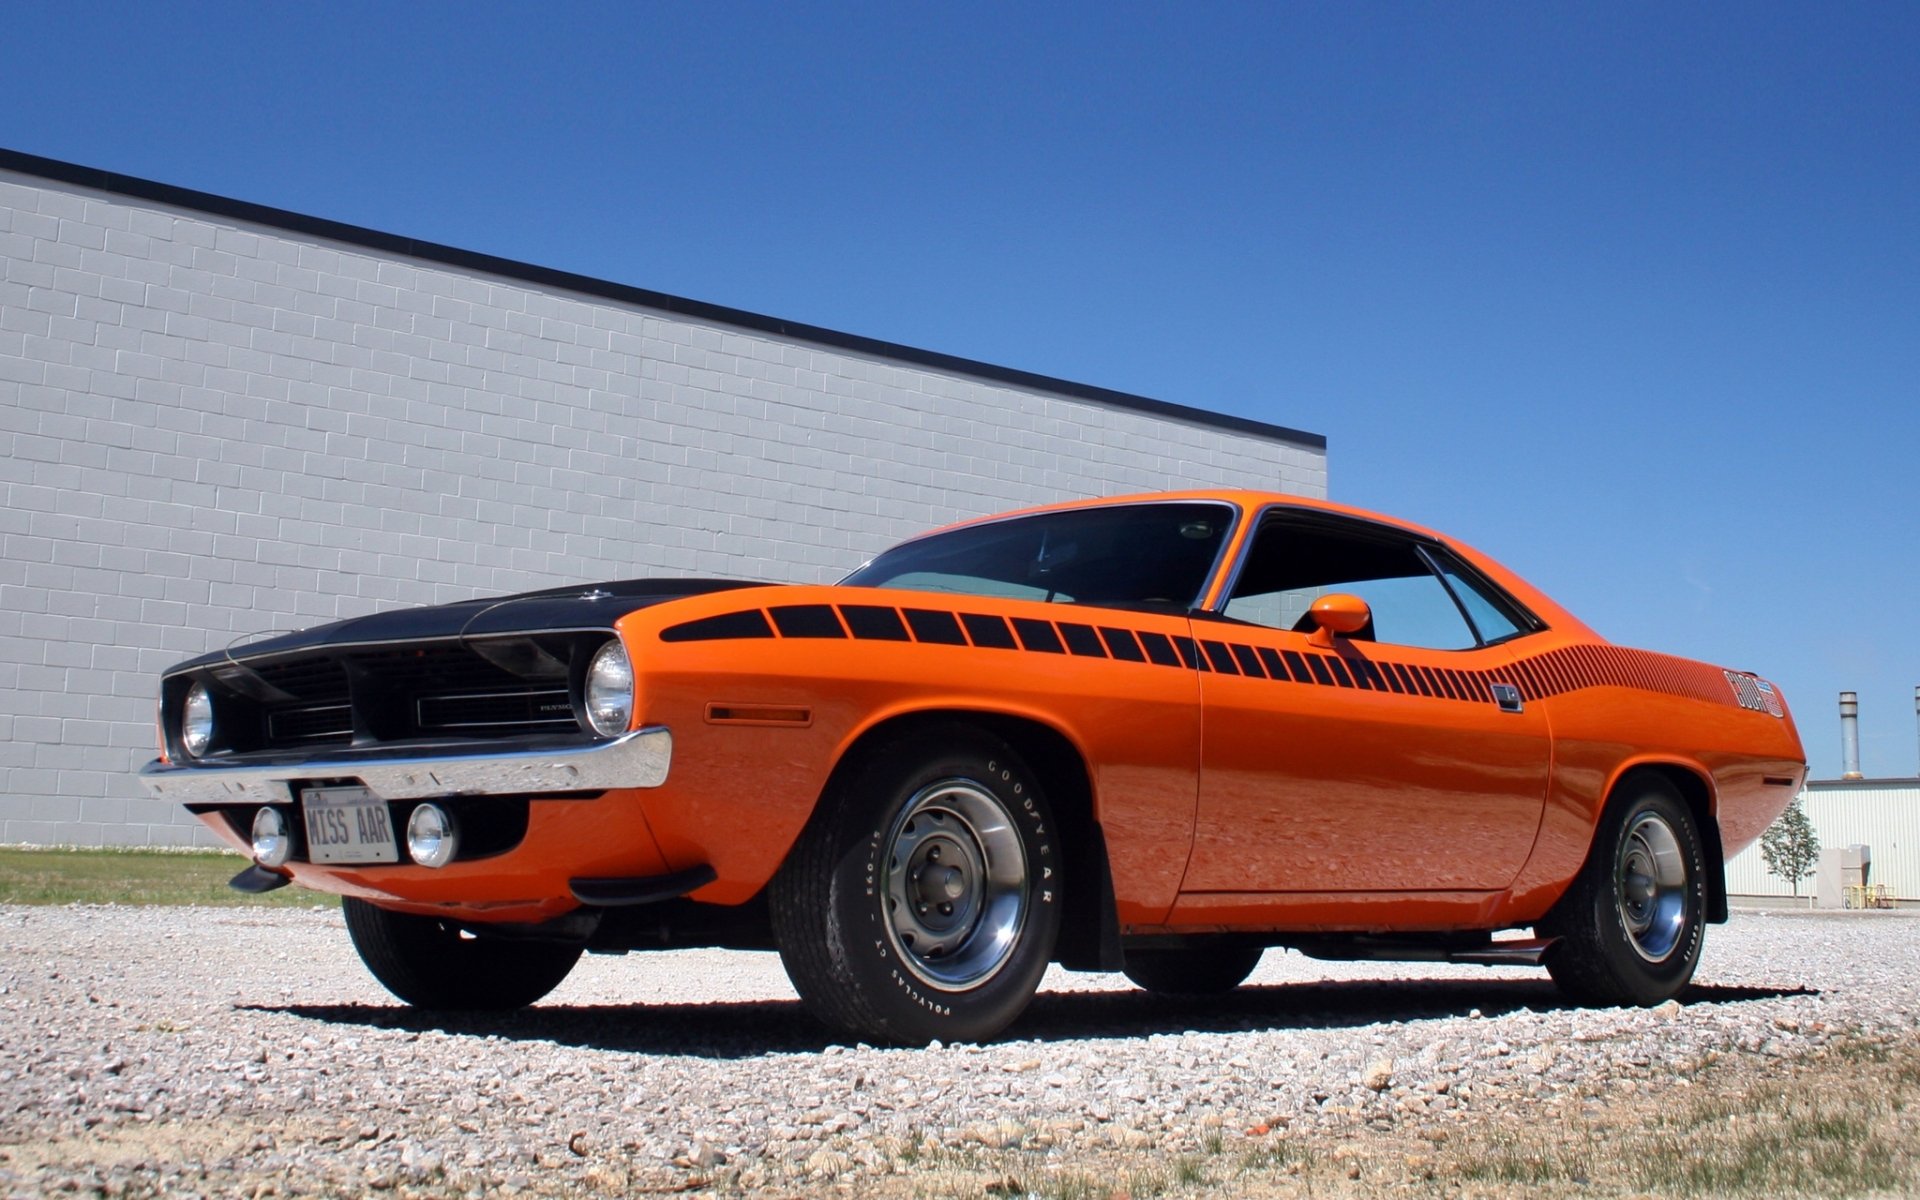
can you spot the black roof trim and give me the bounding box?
[0,147,1325,451]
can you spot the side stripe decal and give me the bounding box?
[661,605,1759,711]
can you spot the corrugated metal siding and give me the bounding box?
[1725,780,1920,899]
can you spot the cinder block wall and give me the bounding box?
[0,155,1327,846]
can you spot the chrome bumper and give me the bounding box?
[139,727,672,806]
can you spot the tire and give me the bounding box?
[770,725,1062,1045]
[1123,944,1263,995]
[1542,774,1706,1007]
[342,897,583,1010]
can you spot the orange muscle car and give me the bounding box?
[142,491,1807,1043]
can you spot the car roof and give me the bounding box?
[902,490,1596,641]
[918,489,1443,541]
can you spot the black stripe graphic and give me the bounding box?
[660,604,1748,713]
[769,605,846,639]
[839,605,911,641]
[1059,623,1108,657]
[960,612,1017,649]
[661,610,774,643]
[1012,618,1065,654]
[904,609,966,645]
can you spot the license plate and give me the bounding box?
[303,786,399,864]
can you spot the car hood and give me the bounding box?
[165,578,770,674]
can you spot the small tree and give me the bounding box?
[1760,797,1820,899]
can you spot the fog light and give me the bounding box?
[182,681,214,758]
[406,803,457,869]
[251,807,292,868]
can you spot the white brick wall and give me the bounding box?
[0,159,1327,846]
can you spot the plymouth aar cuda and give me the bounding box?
[142,491,1807,1044]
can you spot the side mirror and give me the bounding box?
[1307,593,1371,649]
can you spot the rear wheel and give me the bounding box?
[1123,944,1263,995]
[342,897,583,1010]
[1543,774,1706,1006]
[770,726,1061,1045]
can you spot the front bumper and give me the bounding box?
[139,726,672,805]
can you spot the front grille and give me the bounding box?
[417,689,575,732]
[196,635,597,755]
[267,704,353,743]
[253,656,351,704]
[356,646,533,694]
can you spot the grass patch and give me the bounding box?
[1457,1126,1595,1186]
[1237,1143,1284,1173]
[1436,1035,1920,1198]
[878,1146,1179,1200]
[1635,1076,1903,1196]
[1033,1175,1105,1200]
[0,847,333,908]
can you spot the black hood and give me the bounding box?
[166,578,769,674]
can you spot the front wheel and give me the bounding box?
[1542,775,1706,1006]
[770,726,1062,1045]
[342,897,583,1010]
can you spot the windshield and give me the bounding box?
[843,501,1236,612]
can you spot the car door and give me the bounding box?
[1179,511,1552,896]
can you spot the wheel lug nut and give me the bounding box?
[939,902,953,916]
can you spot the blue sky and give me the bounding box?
[6,2,1917,777]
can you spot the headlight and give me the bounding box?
[251,807,291,868]
[405,803,457,869]
[583,640,634,737]
[182,682,215,758]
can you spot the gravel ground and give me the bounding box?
[2,903,1917,1198]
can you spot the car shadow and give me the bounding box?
[239,978,1816,1060]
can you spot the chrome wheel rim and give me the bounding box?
[1616,811,1688,962]
[881,779,1028,989]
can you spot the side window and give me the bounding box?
[1221,519,1481,651]
[1430,550,1531,644]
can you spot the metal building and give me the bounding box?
[1725,777,1920,903]
[1726,692,1920,903]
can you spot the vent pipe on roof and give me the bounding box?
[1840,691,1863,780]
